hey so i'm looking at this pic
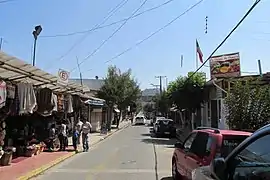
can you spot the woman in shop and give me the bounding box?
[58,120,68,151]
[48,124,56,151]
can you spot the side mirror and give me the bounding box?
[174,142,183,149]
[210,158,226,179]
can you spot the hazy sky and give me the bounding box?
[0,0,269,89]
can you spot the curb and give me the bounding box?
[17,152,76,180]
[17,122,130,180]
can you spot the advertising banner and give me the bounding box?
[210,52,240,79]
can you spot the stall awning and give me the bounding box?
[84,97,105,106]
[0,51,90,95]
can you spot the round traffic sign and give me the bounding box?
[58,70,69,81]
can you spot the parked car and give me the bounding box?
[134,116,145,125]
[153,119,176,137]
[151,116,166,126]
[171,127,252,180]
[192,124,270,180]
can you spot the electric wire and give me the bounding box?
[70,0,149,73]
[44,0,129,70]
[41,0,176,38]
[102,0,204,65]
[186,0,261,82]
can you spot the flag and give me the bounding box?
[196,39,203,63]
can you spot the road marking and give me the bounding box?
[51,168,171,174]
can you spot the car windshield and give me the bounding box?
[221,135,249,157]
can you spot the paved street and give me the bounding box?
[32,125,176,180]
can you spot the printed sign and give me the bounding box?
[210,52,241,79]
[57,69,70,85]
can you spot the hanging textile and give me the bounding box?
[17,82,37,115]
[36,88,55,116]
[52,93,58,112]
[0,80,7,109]
[57,94,65,112]
[72,95,81,111]
[65,94,73,113]
[6,82,15,99]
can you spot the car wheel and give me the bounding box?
[172,159,181,180]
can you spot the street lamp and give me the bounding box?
[32,25,42,66]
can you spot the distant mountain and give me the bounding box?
[141,88,159,97]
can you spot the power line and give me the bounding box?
[71,0,149,73]
[0,0,18,4]
[44,0,129,70]
[186,0,261,82]
[41,0,176,38]
[103,0,204,64]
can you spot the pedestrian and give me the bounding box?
[48,124,56,151]
[58,120,67,151]
[81,118,92,152]
[72,128,79,153]
[76,118,83,145]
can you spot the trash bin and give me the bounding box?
[0,151,13,166]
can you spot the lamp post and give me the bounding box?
[32,25,42,66]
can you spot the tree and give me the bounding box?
[154,91,170,117]
[143,103,155,118]
[167,72,206,128]
[225,79,270,130]
[97,65,141,128]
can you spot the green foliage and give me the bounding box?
[167,72,205,112]
[97,65,141,110]
[154,91,170,115]
[143,103,155,113]
[225,79,270,130]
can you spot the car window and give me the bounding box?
[230,134,270,180]
[184,132,197,150]
[190,132,210,157]
[221,135,248,158]
[206,135,215,156]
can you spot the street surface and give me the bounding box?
[32,125,175,180]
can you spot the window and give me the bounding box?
[184,133,197,150]
[190,132,210,157]
[206,136,215,156]
[229,134,270,180]
[221,135,248,158]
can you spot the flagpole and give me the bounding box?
[196,39,198,70]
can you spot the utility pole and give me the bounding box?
[0,38,2,50]
[76,56,83,86]
[155,76,166,94]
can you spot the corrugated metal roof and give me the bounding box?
[70,79,104,91]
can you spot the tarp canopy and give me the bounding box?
[0,51,90,93]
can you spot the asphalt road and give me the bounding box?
[33,125,176,180]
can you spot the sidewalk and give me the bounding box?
[0,120,130,180]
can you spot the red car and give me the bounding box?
[172,127,252,180]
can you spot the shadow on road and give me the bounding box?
[141,133,152,136]
[160,177,173,180]
[141,138,177,147]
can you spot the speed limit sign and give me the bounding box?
[57,69,70,85]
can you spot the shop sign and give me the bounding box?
[85,99,104,106]
[210,52,241,79]
[57,69,70,85]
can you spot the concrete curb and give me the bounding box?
[17,122,131,180]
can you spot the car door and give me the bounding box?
[176,132,197,177]
[184,132,210,179]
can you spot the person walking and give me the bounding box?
[58,120,67,151]
[76,118,83,145]
[81,118,92,152]
[72,128,79,152]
